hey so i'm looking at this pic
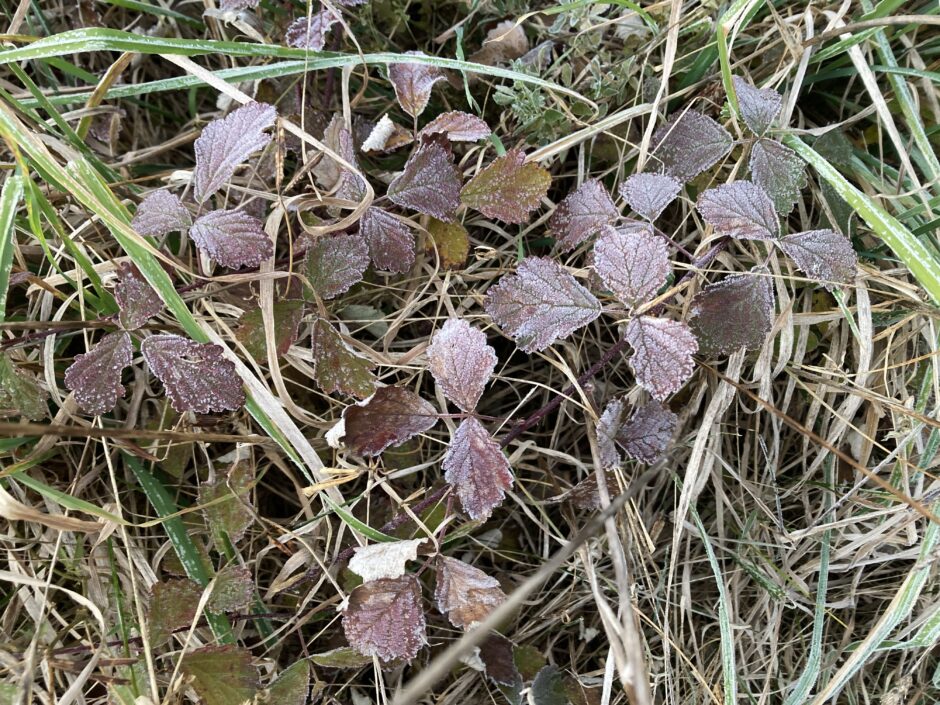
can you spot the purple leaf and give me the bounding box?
[303,233,369,300]
[625,316,698,400]
[131,189,191,237]
[616,401,677,464]
[696,180,779,240]
[359,207,415,273]
[484,257,601,353]
[284,9,340,51]
[64,331,133,415]
[342,386,438,456]
[434,556,506,630]
[190,209,273,269]
[142,334,245,414]
[389,52,445,118]
[618,173,682,222]
[691,269,775,356]
[732,76,782,136]
[750,138,807,215]
[426,318,497,412]
[114,262,163,330]
[548,179,619,252]
[310,317,377,399]
[387,135,462,221]
[419,111,491,142]
[443,416,513,521]
[478,633,522,688]
[193,102,276,203]
[593,224,670,308]
[461,149,550,224]
[778,229,857,289]
[343,575,426,663]
[651,110,733,182]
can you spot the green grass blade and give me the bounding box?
[0,173,24,324]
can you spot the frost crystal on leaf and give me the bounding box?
[343,575,427,663]
[235,300,304,362]
[387,135,462,221]
[64,331,133,415]
[190,209,273,269]
[131,189,191,237]
[268,661,311,705]
[284,9,340,51]
[461,149,550,224]
[617,401,678,464]
[389,52,445,118]
[434,556,507,630]
[619,173,682,222]
[696,180,779,240]
[691,269,775,356]
[484,257,601,353]
[426,318,497,412]
[180,646,259,705]
[303,233,369,300]
[548,179,619,252]
[596,398,626,468]
[115,262,163,330]
[310,318,376,399]
[342,386,438,456]
[443,417,513,520]
[732,76,782,136]
[593,225,670,308]
[625,316,698,401]
[750,138,807,215]
[359,207,415,273]
[142,334,245,414]
[349,539,424,583]
[778,229,857,290]
[419,111,491,142]
[651,110,733,182]
[208,564,254,613]
[193,101,276,203]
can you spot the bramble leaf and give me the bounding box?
[434,556,506,630]
[484,257,601,353]
[142,334,245,413]
[461,149,550,224]
[190,209,273,269]
[303,233,369,300]
[0,354,47,420]
[419,111,491,142]
[349,539,424,583]
[180,646,259,705]
[208,564,253,613]
[593,224,670,308]
[199,462,254,546]
[147,578,201,645]
[596,398,626,468]
[443,417,513,521]
[750,138,807,215]
[389,52,445,118]
[479,633,523,688]
[617,401,678,464]
[427,318,497,412]
[359,207,415,273]
[343,575,427,663]
[548,179,619,252]
[426,217,469,269]
[268,660,311,705]
[115,262,163,330]
[387,135,462,221]
[131,189,191,237]
[310,318,376,399]
[625,316,698,400]
[651,110,733,182]
[284,9,339,51]
[619,173,682,222]
[235,300,304,362]
[690,269,775,356]
[732,76,782,136]
[64,331,133,415]
[778,229,857,289]
[342,386,438,456]
[696,181,779,240]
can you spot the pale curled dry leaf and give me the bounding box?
[310,317,376,399]
[359,207,415,273]
[696,180,779,240]
[470,20,528,65]
[313,115,366,197]
[303,233,369,300]
[426,318,497,412]
[435,556,506,630]
[342,386,438,456]
[596,398,626,468]
[651,110,733,182]
[750,138,807,215]
[778,229,857,289]
[617,401,678,464]
[625,316,698,401]
[691,269,775,356]
[131,189,191,237]
[349,539,425,583]
[389,51,445,118]
[64,331,133,415]
[361,114,413,153]
[419,111,491,142]
[114,262,163,330]
[343,575,427,663]
[732,75,782,136]
[190,208,273,269]
[593,224,670,308]
[142,334,245,413]
[461,149,550,224]
[548,179,619,252]
[387,135,462,221]
[619,173,682,222]
[443,417,513,521]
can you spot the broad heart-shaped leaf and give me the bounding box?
[180,646,259,705]
[389,51,445,118]
[618,173,682,222]
[284,9,339,51]
[349,539,424,583]
[359,207,415,273]
[142,334,245,413]
[268,660,311,705]
[461,149,550,224]
[548,179,619,252]
[147,578,202,645]
[732,75,782,136]
[596,397,626,468]
[343,575,427,663]
[342,386,438,456]
[593,224,670,308]
[750,138,807,215]
[434,556,506,630]
[207,564,253,613]
[484,257,601,353]
[310,318,377,399]
[199,462,254,546]
[193,101,276,203]
[696,180,779,240]
[691,269,775,356]
[303,233,369,300]
[64,331,133,415]
[0,353,47,420]
[426,318,497,412]
[115,262,163,330]
[387,135,462,221]
[426,217,469,269]
[778,229,857,290]
[131,189,191,237]
[235,300,304,362]
[419,111,491,142]
[651,110,733,182]
[625,316,698,401]
[190,209,273,269]
[616,401,678,464]
[443,417,513,521]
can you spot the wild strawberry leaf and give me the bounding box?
[548,179,619,252]
[235,300,304,362]
[343,575,427,663]
[419,111,491,142]
[478,633,523,688]
[616,401,678,464]
[389,51,445,118]
[310,317,376,399]
[593,224,670,308]
[342,386,438,456]
[618,173,682,222]
[434,556,506,630]
[387,135,462,221]
[114,262,163,330]
[180,646,259,705]
[359,207,415,273]
[190,209,273,269]
[691,269,775,356]
[268,660,311,705]
[696,180,779,240]
[749,138,807,215]
[484,257,601,353]
[361,114,413,153]
[443,417,513,520]
[426,217,469,269]
[193,101,276,203]
[426,318,497,412]
[625,316,698,400]
[651,110,733,182]
[199,462,254,546]
[142,334,245,413]
[778,229,857,289]
[461,149,550,224]
[349,538,424,583]
[596,397,626,468]
[0,353,47,420]
[131,189,191,237]
[284,9,339,50]
[208,564,253,613]
[147,578,202,645]
[303,233,369,300]
[64,331,133,415]
[732,76,782,137]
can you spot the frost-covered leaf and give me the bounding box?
[625,316,698,400]
[461,149,550,224]
[617,401,677,464]
[732,76,782,137]
[548,179,619,252]
[342,386,438,456]
[434,556,506,630]
[690,269,775,356]
[426,318,497,412]
[115,263,163,330]
[310,318,376,399]
[235,300,304,362]
[750,138,807,215]
[142,334,245,413]
[651,110,733,182]
[343,575,426,663]
[268,660,310,705]
[349,539,424,583]
[64,331,133,415]
[479,634,522,690]
[131,189,191,237]
[220,0,259,10]
[419,111,491,142]
[208,564,253,613]
[553,470,622,510]
[180,646,259,705]
[696,181,779,240]
[284,9,339,51]
[361,114,413,153]
[596,398,625,468]
[193,101,276,203]
[313,115,366,199]
[484,257,601,353]
[190,209,273,269]
[147,578,201,645]
[310,647,372,669]
[443,417,513,521]
[593,224,670,308]
[778,229,857,289]
[618,173,682,222]
[303,233,369,300]
[426,217,469,269]
[359,207,415,273]
[200,462,254,546]
[532,665,567,705]
[389,52,445,118]
[387,135,462,221]
[0,354,47,420]
[470,20,529,65]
